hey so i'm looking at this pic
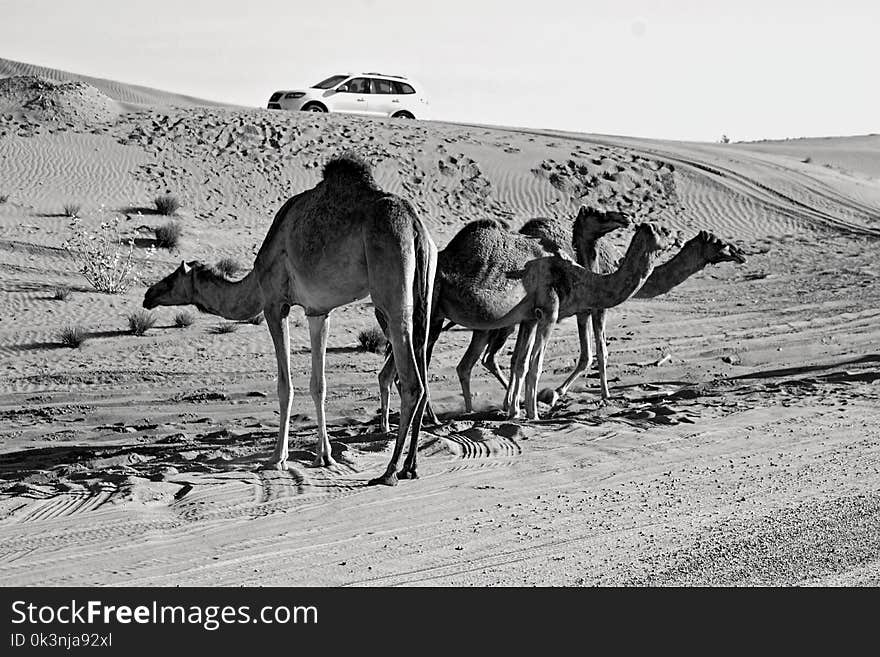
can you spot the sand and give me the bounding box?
[1,61,878,586]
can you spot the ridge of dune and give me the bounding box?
[0,56,233,109]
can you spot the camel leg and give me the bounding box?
[265,306,292,469]
[457,330,491,413]
[377,312,441,433]
[482,327,514,389]
[378,352,395,434]
[369,325,425,486]
[307,314,337,468]
[422,313,444,425]
[400,321,432,479]
[554,311,594,398]
[506,320,537,420]
[592,308,611,400]
[524,310,557,420]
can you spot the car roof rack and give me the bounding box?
[363,72,407,79]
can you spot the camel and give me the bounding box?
[499,222,672,419]
[480,223,747,404]
[377,212,660,426]
[143,155,437,487]
[441,208,629,414]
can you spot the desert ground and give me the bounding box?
[1,57,879,586]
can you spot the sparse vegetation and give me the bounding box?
[128,310,156,336]
[0,194,9,204]
[719,135,731,144]
[213,257,241,278]
[63,214,146,294]
[59,325,87,348]
[210,323,239,334]
[246,313,264,325]
[154,221,182,249]
[173,311,194,328]
[802,156,812,164]
[63,202,81,218]
[52,286,71,301]
[154,194,180,216]
[357,325,387,353]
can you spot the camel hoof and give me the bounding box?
[507,408,522,421]
[310,455,337,468]
[398,468,419,480]
[379,423,391,434]
[537,387,560,406]
[368,471,399,487]
[268,459,287,471]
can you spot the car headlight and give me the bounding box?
[285,92,305,99]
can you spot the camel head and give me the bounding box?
[694,230,747,264]
[574,206,630,240]
[631,222,673,255]
[143,260,202,309]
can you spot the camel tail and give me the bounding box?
[412,218,438,380]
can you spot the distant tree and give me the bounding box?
[719,134,731,144]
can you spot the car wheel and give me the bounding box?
[392,111,415,119]
[302,103,327,113]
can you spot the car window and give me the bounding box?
[373,78,395,94]
[392,82,416,95]
[346,78,371,94]
[312,75,348,89]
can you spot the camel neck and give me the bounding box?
[192,268,265,320]
[562,238,659,317]
[635,240,705,299]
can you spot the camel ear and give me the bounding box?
[181,261,192,274]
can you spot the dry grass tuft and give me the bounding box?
[52,286,71,301]
[174,311,194,328]
[154,221,182,249]
[128,310,156,336]
[63,203,81,218]
[210,323,239,334]
[154,194,180,216]
[213,257,241,278]
[357,325,387,353]
[59,325,87,348]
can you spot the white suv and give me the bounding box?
[266,73,430,119]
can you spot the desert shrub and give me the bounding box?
[174,311,194,328]
[357,325,387,353]
[128,310,156,336]
[59,325,87,348]
[63,214,146,294]
[213,257,241,278]
[52,286,71,301]
[719,134,731,144]
[802,156,812,164]
[0,194,9,204]
[210,323,239,334]
[246,313,264,325]
[63,203,81,218]
[154,221,182,249]
[154,194,180,216]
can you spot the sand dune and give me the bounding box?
[0,56,231,110]
[0,62,878,585]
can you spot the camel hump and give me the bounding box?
[322,154,377,189]
[453,218,506,238]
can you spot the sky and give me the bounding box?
[3,0,878,142]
